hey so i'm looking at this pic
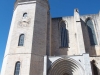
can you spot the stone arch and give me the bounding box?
[23,12,27,18]
[18,34,25,46]
[58,20,68,30]
[85,17,92,22]
[14,61,20,75]
[48,58,85,75]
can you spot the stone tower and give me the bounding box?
[1,0,50,75]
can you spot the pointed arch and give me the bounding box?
[59,20,69,48]
[18,34,25,46]
[14,61,20,75]
[86,17,97,45]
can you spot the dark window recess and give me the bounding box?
[91,60,98,75]
[23,13,27,18]
[60,21,68,48]
[14,62,20,75]
[86,19,97,45]
[18,34,24,46]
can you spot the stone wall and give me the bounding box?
[81,14,100,56]
[1,1,49,75]
[51,11,100,56]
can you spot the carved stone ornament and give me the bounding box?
[18,18,31,27]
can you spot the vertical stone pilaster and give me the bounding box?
[83,54,93,75]
[43,56,47,75]
[74,9,85,55]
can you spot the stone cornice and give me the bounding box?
[14,0,50,11]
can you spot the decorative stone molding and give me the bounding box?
[48,57,85,75]
[18,18,31,27]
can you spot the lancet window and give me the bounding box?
[86,18,97,45]
[60,21,68,47]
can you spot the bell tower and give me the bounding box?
[1,0,50,75]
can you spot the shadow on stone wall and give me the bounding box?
[91,60,99,75]
[81,19,96,56]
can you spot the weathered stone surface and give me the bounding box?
[1,0,100,75]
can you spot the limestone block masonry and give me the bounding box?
[1,0,100,75]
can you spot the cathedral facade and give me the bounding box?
[1,0,100,75]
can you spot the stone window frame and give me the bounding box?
[23,12,28,18]
[58,20,69,48]
[18,34,25,46]
[14,61,20,75]
[85,17,98,46]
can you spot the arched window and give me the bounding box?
[14,61,20,75]
[23,13,27,18]
[60,21,68,47]
[86,18,97,45]
[18,34,24,46]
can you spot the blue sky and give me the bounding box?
[0,0,100,72]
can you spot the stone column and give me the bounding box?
[74,9,85,55]
[83,54,93,75]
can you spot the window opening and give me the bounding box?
[14,61,20,75]
[91,60,98,75]
[18,34,24,46]
[23,13,27,18]
[86,18,97,45]
[60,21,68,47]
